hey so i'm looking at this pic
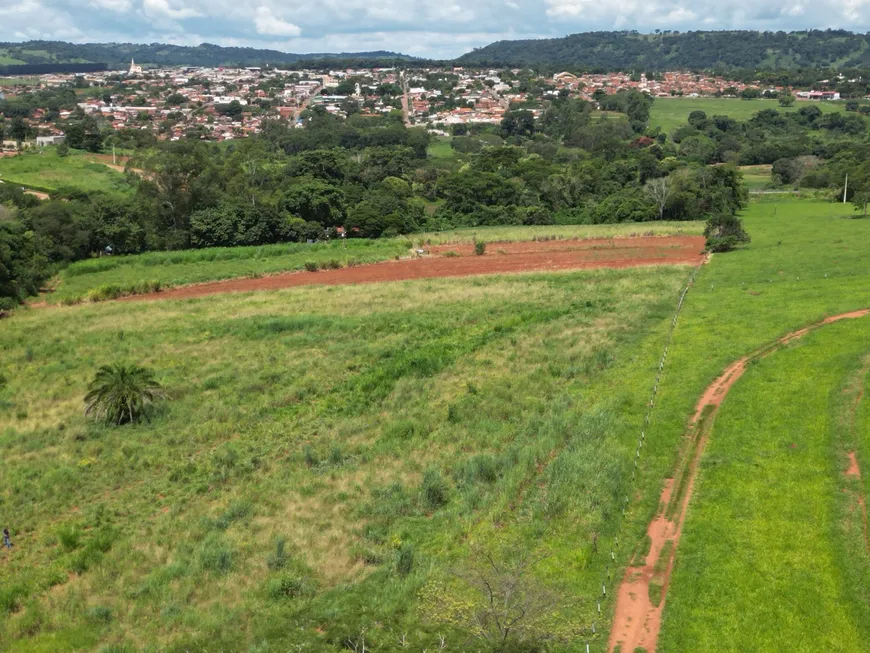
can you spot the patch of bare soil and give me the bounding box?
[608,308,870,653]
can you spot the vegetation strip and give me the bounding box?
[607,308,870,653]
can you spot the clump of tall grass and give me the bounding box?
[420,468,449,510]
[198,534,234,575]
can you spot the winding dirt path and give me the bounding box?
[608,308,870,653]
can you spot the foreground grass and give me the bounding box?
[0,265,690,651]
[659,320,870,652]
[650,97,855,135]
[0,149,133,194]
[638,199,870,651]
[46,239,411,304]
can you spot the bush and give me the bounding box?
[198,534,234,574]
[704,213,751,252]
[303,261,318,272]
[84,363,167,425]
[267,536,288,570]
[421,468,449,510]
[266,573,307,600]
[396,543,415,576]
[474,241,487,256]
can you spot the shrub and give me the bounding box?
[421,468,449,510]
[0,584,27,614]
[198,535,234,574]
[704,213,751,253]
[396,543,415,577]
[303,261,318,272]
[267,573,307,600]
[474,241,487,256]
[267,536,288,571]
[57,524,82,552]
[86,605,113,624]
[84,364,167,425]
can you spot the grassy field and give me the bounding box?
[658,319,870,652]
[650,97,856,135]
[0,263,691,652]
[46,220,705,304]
[0,76,38,86]
[416,220,704,245]
[4,197,870,651]
[47,239,412,304]
[643,198,870,652]
[739,164,772,191]
[427,135,454,159]
[0,149,134,194]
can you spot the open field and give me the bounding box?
[0,149,134,194]
[650,97,857,135]
[0,76,38,85]
[417,221,703,245]
[4,197,870,651]
[608,197,870,652]
[96,235,705,303]
[45,240,411,304]
[0,263,692,652]
[656,316,870,653]
[46,224,704,304]
[739,164,772,191]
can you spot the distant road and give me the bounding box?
[294,85,322,121]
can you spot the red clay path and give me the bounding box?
[608,308,870,653]
[118,235,705,303]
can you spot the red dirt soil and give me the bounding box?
[608,308,870,653]
[117,235,705,303]
[847,451,861,478]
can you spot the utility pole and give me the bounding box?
[843,174,848,203]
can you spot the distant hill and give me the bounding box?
[457,29,870,70]
[0,41,416,71]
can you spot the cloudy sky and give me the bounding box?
[2,0,870,59]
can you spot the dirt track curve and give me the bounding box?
[112,236,705,303]
[608,308,870,653]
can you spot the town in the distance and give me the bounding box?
[0,61,850,149]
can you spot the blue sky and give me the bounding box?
[2,0,870,59]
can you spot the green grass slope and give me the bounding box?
[0,263,692,652]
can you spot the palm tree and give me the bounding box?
[84,364,167,425]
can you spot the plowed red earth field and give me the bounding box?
[120,235,706,303]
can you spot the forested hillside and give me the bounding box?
[0,41,414,71]
[458,29,870,70]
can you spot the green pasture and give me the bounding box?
[640,198,870,652]
[650,97,857,136]
[0,149,134,194]
[48,239,411,304]
[0,76,37,85]
[0,264,691,651]
[658,318,870,653]
[417,220,703,245]
[4,197,870,651]
[739,164,772,191]
[426,135,454,159]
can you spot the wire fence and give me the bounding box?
[581,261,702,651]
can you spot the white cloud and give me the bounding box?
[142,0,201,20]
[9,0,870,60]
[254,5,302,36]
[89,0,133,12]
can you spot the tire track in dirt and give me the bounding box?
[608,308,870,653]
